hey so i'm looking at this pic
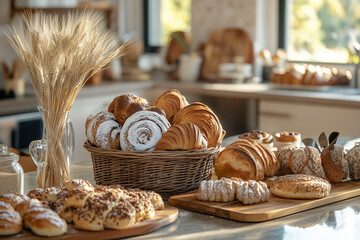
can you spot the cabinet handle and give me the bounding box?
[260,111,291,118]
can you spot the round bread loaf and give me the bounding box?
[345,144,360,180]
[270,174,331,199]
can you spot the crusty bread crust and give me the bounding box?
[270,174,331,199]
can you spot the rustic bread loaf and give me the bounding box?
[345,144,360,180]
[270,174,331,199]
[214,139,278,181]
[276,146,296,175]
[321,144,349,182]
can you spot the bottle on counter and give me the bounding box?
[0,144,24,195]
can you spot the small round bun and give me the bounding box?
[270,174,331,199]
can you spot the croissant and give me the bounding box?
[108,94,149,125]
[153,89,189,122]
[155,121,208,150]
[85,111,121,149]
[172,102,225,147]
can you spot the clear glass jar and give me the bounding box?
[0,144,24,195]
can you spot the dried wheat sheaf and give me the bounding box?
[5,10,126,187]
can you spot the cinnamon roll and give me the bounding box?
[120,110,170,151]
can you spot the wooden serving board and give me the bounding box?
[3,206,178,240]
[169,181,360,222]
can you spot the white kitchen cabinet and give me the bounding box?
[259,99,360,139]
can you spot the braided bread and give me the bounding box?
[197,177,270,205]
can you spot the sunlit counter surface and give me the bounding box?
[24,159,360,240]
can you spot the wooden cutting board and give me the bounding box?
[169,181,360,222]
[3,206,178,240]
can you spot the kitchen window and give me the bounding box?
[143,0,191,52]
[280,0,360,64]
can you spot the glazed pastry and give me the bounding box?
[232,179,270,205]
[214,139,278,181]
[0,201,23,236]
[197,177,270,205]
[270,174,331,199]
[27,208,67,237]
[15,198,46,218]
[197,177,236,202]
[153,89,189,122]
[274,131,301,150]
[108,94,149,125]
[120,110,170,151]
[0,193,29,208]
[62,179,94,208]
[155,121,208,150]
[345,144,360,180]
[172,102,225,147]
[85,111,121,149]
[321,144,349,183]
[104,200,136,229]
[239,130,274,148]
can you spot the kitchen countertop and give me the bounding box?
[3,78,360,116]
[24,160,360,240]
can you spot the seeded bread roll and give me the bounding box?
[287,147,326,179]
[270,174,331,199]
[276,146,296,175]
[104,200,136,229]
[345,144,360,180]
[321,144,349,183]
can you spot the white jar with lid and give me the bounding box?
[0,144,24,195]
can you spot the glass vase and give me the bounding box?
[29,106,74,188]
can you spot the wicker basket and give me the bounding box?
[84,141,219,199]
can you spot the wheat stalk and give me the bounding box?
[5,10,126,187]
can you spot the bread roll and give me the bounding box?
[155,121,208,150]
[73,188,118,231]
[276,146,296,175]
[0,202,23,236]
[28,209,67,237]
[0,194,29,208]
[104,200,136,229]
[321,144,349,183]
[120,110,170,151]
[108,94,149,126]
[345,144,360,180]
[172,102,225,147]
[270,174,331,199]
[85,111,121,149]
[15,198,45,218]
[153,89,189,122]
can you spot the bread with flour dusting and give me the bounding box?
[85,111,121,149]
[120,110,170,151]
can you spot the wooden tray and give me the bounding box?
[3,206,178,240]
[168,181,360,222]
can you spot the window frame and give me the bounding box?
[143,0,161,53]
[278,0,356,67]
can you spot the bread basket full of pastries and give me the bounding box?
[84,89,224,199]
